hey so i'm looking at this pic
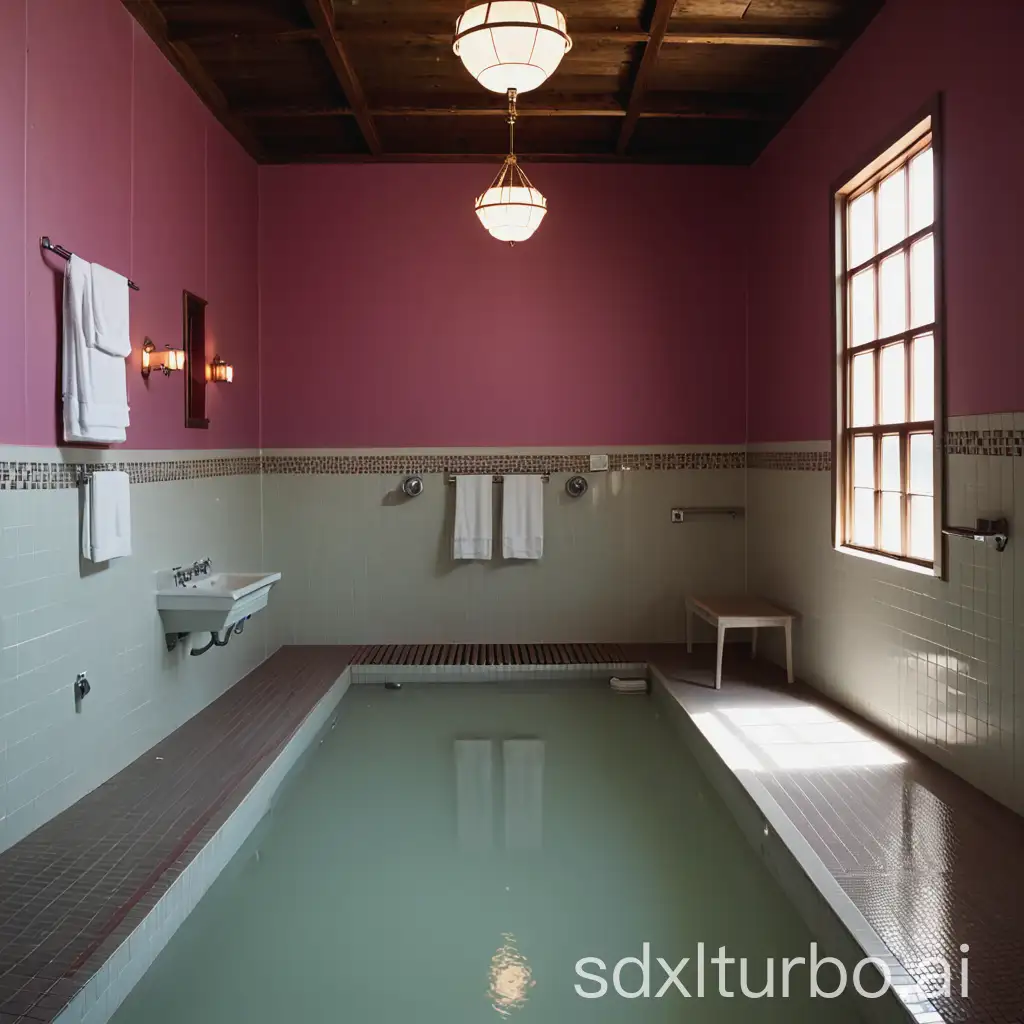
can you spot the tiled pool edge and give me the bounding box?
[53,670,354,1024]
[48,661,943,1024]
[649,668,941,1024]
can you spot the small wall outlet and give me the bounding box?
[589,454,609,472]
[671,509,685,523]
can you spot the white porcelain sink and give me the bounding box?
[156,569,282,637]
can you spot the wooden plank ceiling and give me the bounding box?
[123,0,884,164]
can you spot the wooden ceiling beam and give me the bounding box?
[121,1,264,160]
[166,27,319,47]
[616,0,676,157]
[167,21,839,50]
[382,107,624,118]
[241,102,778,123]
[263,152,751,166]
[331,16,841,47]
[300,0,381,155]
[663,31,839,48]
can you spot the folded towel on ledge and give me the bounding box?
[454,475,493,560]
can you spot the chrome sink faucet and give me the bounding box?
[172,558,212,588]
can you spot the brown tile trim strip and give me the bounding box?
[5,430,1014,490]
[748,450,833,471]
[0,456,261,491]
[945,429,1024,456]
[751,431,1024,471]
[350,642,629,665]
[263,451,747,475]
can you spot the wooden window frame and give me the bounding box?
[831,97,946,577]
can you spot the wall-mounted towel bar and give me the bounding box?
[943,517,1009,552]
[671,507,745,522]
[40,237,140,290]
[445,474,550,484]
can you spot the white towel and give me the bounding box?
[503,739,544,850]
[82,471,132,562]
[453,475,492,560]
[502,475,544,559]
[63,258,129,444]
[455,739,494,851]
[89,262,132,357]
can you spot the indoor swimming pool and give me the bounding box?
[110,682,871,1022]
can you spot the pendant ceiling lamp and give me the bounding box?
[454,2,572,95]
[474,89,547,244]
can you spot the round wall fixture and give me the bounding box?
[454,2,572,95]
[565,475,588,498]
[402,475,424,497]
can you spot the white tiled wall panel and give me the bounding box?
[260,452,747,646]
[0,449,269,853]
[747,417,1024,814]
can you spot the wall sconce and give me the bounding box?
[207,355,233,384]
[141,338,185,380]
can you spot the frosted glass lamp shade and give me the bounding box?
[454,2,571,94]
[475,183,547,242]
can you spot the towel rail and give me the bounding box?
[446,474,550,484]
[40,237,140,291]
[671,507,745,522]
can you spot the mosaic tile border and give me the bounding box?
[0,456,261,491]
[3,431,1015,490]
[750,431,1024,471]
[748,450,833,471]
[261,451,747,475]
[945,429,1024,456]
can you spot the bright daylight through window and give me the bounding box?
[834,113,942,571]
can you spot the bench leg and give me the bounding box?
[715,623,726,690]
[686,605,694,655]
[751,627,758,660]
[784,620,794,684]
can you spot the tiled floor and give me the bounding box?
[0,647,359,1023]
[647,645,1024,1024]
[2,642,1023,1024]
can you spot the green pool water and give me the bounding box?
[112,681,866,1022]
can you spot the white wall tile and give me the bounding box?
[261,465,747,645]
[0,458,268,852]
[748,449,1022,814]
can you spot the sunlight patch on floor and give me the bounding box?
[694,703,906,771]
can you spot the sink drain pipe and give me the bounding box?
[189,618,248,657]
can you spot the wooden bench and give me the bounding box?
[686,595,795,689]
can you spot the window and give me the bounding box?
[833,108,943,572]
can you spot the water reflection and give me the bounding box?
[487,932,534,1016]
[454,738,545,850]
